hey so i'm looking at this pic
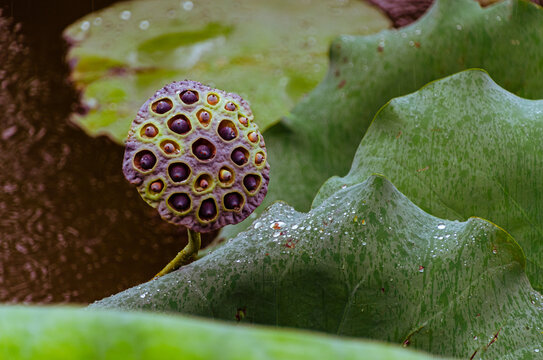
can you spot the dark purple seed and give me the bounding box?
[155,100,172,114]
[181,90,198,104]
[170,118,190,134]
[231,149,247,165]
[219,126,236,141]
[169,193,190,211]
[199,199,217,220]
[140,153,156,170]
[243,175,258,191]
[169,164,189,182]
[224,193,242,210]
[195,144,212,160]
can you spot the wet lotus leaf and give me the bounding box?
[315,69,543,292]
[62,0,390,141]
[0,306,445,360]
[92,175,543,359]
[223,0,543,239]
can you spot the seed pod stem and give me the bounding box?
[153,229,201,279]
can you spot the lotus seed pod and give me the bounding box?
[123,80,270,233]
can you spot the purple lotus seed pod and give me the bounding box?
[122,80,270,233]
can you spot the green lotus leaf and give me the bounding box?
[92,174,543,359]
[62,0,390,141]
[0,306,444,360]
[235,0,543,235]
[315,69,543,292]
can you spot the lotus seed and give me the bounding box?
[181,90,198,104]
[140,153,156,170]
[198,110,211,124]
[199,199,217,220]
[224,193,242,210]
[207,94,219,105]
[231,149,247,165]
[150,180,163,192]
[225,102,237,111]
[169,163,189,182]
[219,126,236,141]
[219,169,232,183]
[170,117,190,134]
[248,132,258,143]
[243,175,258,191]
[155,100,172,114]
[195,144,212,160]
[170,193,190,211]
[144,125,158,137]
[163,143,176,154]
[238,116,248,126]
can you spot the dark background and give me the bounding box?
[0,0,216,304]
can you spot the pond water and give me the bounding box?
[0,0,215,303]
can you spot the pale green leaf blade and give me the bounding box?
[63,0,390,142]
[254,0,543,218]
[315,69,543,291]
[0,306,444,360]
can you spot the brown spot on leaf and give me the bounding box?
[416,166,429,173]
[485,327,501,349]
[338,79,346,89]
[285,238,298,249]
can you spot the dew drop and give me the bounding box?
[120,10,131,20]
[437,224,446,230]
[183,1,194,11]
[270,221,286,229]
[80,21,90,31]
[139,20,150,30]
